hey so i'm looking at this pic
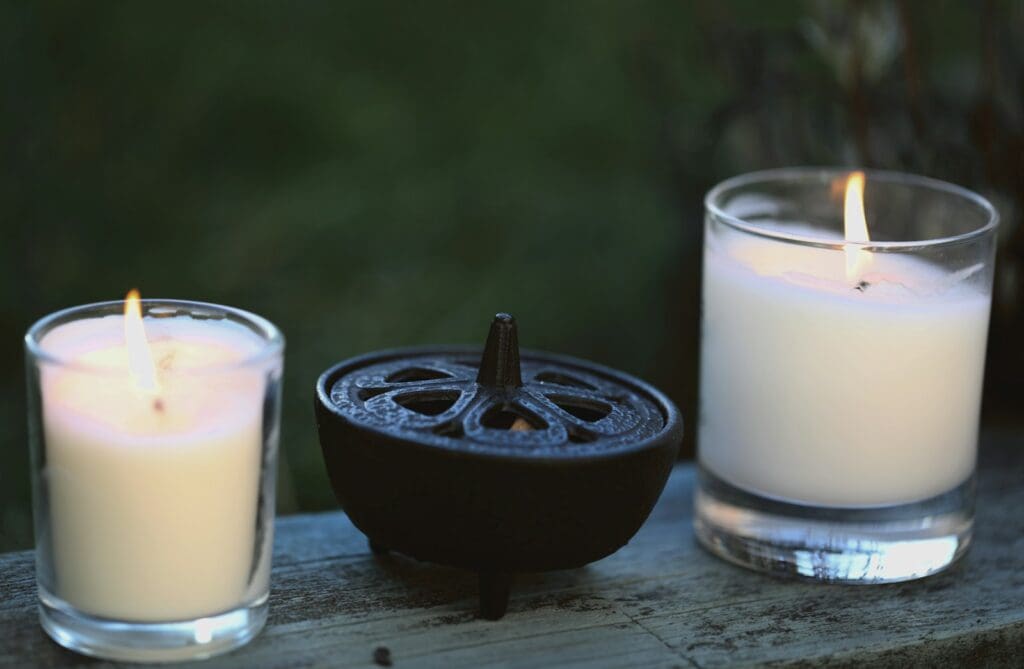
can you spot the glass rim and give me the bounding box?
[25,298,285,376]
[704,166,999,251]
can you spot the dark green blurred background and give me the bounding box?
[3,1,1022,551]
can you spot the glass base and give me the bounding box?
[39,587,267,663]
[694,467,974,583]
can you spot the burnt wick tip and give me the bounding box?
[854,280,871,293]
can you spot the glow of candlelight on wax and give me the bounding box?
[844,171,871,283]
[124,289,159,394]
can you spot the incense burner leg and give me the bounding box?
[478,571,512,620]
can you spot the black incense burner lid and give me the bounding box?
[315,314,682,619]
[328,313,666,457]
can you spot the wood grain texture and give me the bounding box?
[1,434,1022,668]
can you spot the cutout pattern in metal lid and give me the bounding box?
[328,352,665,456]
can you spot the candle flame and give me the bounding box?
[843,171,871,282]
[124,289,159,394]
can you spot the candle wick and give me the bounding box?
[854,280,871,293]
[152,398,165,413]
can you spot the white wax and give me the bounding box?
[699,231,991,507]
[39,315,269,621]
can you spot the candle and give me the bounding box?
[27,295,283,659]
[695,168,997,583]
[700,224,990,506]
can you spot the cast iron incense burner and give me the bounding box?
[315,314,682,619]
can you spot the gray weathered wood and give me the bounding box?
[1,433,1022,668]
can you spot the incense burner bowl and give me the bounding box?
[315,315,682,619]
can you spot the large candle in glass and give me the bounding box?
[695,168,996,583]
[25,295,284,662]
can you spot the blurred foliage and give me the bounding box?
[2,1,1022,551]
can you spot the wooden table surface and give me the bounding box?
[2,434,1022,668]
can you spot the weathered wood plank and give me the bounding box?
[1,433,1021,668]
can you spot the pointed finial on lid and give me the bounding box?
[476,313,522,389]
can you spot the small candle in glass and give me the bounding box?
[25,294,284,662]
[696,168,997,583]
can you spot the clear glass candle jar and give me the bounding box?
[696,168,997,582]
[25,299,284,662]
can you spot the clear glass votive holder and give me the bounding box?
[25,299,284,662]
[696,168,997,583]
